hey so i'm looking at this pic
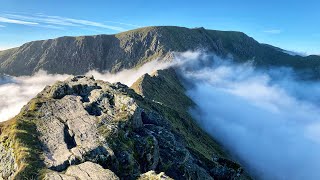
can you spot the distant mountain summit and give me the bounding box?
[0,26,319,78]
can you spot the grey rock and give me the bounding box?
[0,75,250,179]
[65,162,119,180]
[44,172,77,180]
[145,125,214,180]
[133,131,160,172]
[36,76,144,172]
[45,162,119,180]
[0,143,17,180]
[37,95,101,171]
[138,171,173,180]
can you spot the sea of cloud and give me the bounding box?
[0,51,319,179]
[173,51,320,179]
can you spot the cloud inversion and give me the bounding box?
[174,51,320,180]
[0,60,170,122]
[1,51,319,179]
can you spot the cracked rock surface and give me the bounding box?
[44,162,119,180]
[0,75,250,179]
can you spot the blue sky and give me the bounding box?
[0,0,319,55]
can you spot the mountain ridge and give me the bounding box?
[1,26,319,78]
[1,25,316,179]
[0,72,251,179]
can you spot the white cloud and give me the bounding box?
[174,51,320,179]
[0,46,14,51]
[282,49,308,57]
[0,60,170,122]
[2,51,320,179]
[105,20,141,28]
[263,29,282,34]
[5,14,80,26]
[0,16,38,25]
[58,16,126,31]
[86,60,171,86]
[0,71,71,122]
[1,13,129,31]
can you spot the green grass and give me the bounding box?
[131,68,228,161]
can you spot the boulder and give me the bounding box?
[44,162,119,180]
[138,171,173,180]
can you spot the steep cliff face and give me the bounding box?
[0,26,319,78]
[0,75,251,180]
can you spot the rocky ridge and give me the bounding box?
[0,26,319,79]
[0,74,250,179]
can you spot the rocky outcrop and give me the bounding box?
[35,76,146,176]
[138,171,173,180]
[0,75,251,179]
[0,26,319,78]
[0,143,17,180]
[45,162,119,180]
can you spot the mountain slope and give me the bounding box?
[1,26,319,78]
[0,75,251,179]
